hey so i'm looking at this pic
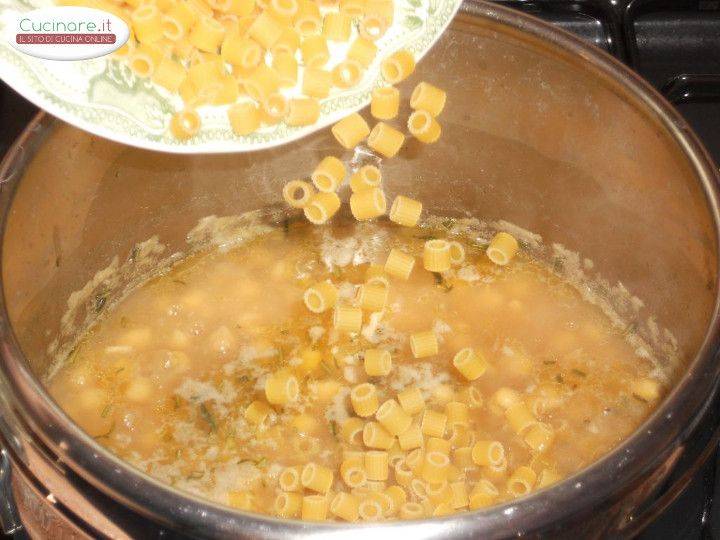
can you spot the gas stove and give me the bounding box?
[1,1,719,538]
[493,0,720,170]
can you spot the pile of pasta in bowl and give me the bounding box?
[67,0,429,140]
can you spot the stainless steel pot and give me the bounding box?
[1,1,720,538]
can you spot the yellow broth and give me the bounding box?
[47,220,665,520]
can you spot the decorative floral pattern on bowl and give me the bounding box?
[0,0,461,153]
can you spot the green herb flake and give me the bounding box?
[255,457,268,468]
[474,239,489,250]
[93,293,107,313]
[100,403,112,418]
[93,421,115,440]
[172,279,187,285]
[554,374,564,384]
[623,322,638,337]
[279,214,304,236]
[187,471,204,480]
[199,403,217,432]
[596,284,610,297]
[571,368,587,378]
[330,420,338,438]
[632,393,648,404]
[542,360,556,365]
[432,272,454,292]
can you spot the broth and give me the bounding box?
[47,218,665,520]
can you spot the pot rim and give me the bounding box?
[1,1,720,537]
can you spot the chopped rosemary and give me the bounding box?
[474,239,489,250]
[199,403,217,432]
[571,368,587,378]
[100,403,112,418]
[93,293,107,313]
[238,457,267,468]
[93,421,115,440]
[432,272,454,292]
[623,322,638,337]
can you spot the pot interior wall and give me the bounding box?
[2,12,716,382]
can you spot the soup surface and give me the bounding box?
[48,218,665,521]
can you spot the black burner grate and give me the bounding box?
[491,0,720,166]
[494,0,624,54]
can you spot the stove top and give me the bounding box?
[0,0,719,538]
